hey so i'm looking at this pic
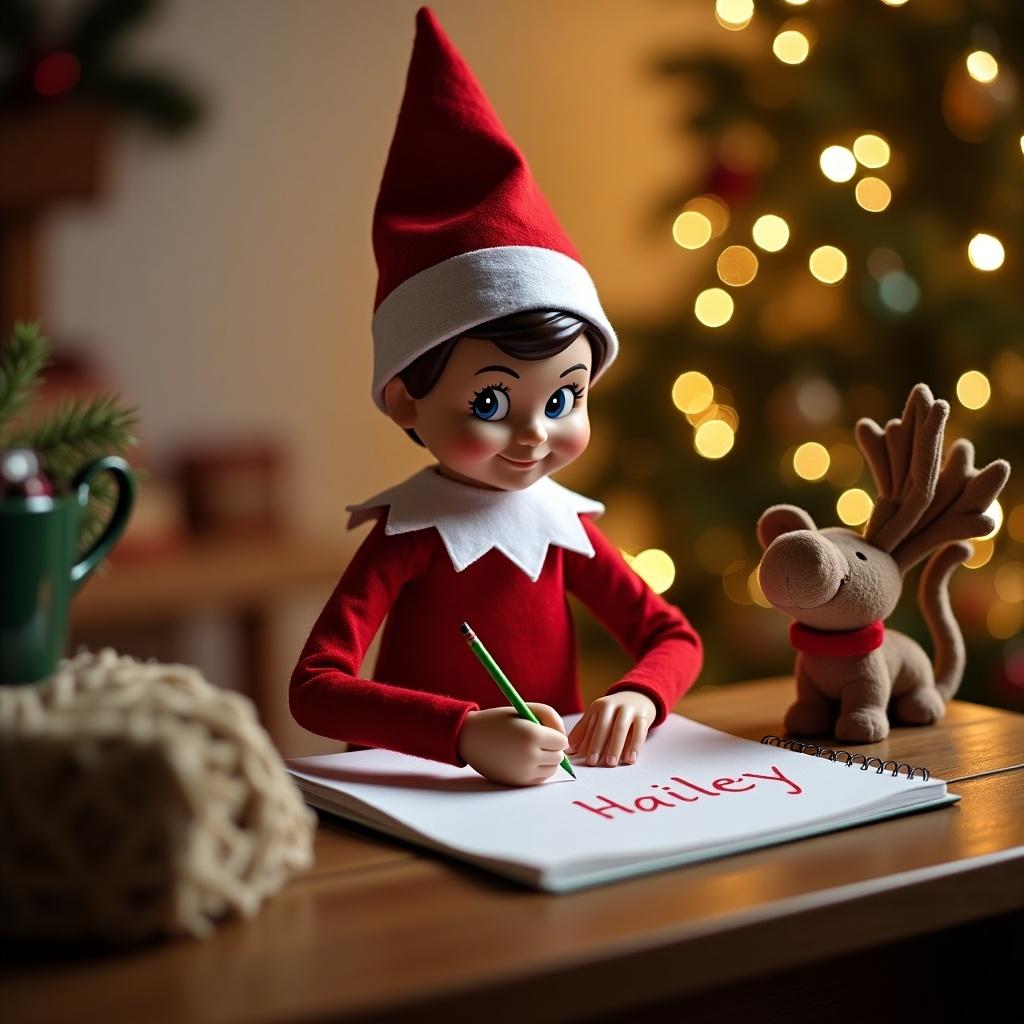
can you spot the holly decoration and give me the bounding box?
[0,0,202,133]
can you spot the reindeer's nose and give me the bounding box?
[758,531,847,609]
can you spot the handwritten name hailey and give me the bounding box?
[572,766,802,821]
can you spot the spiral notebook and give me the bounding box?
[286,714,957,893]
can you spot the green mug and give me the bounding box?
[0,455,135,685]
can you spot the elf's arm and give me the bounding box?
[289,515,479,765]
[563,516,703,765]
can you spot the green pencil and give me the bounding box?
[459,622,576,780]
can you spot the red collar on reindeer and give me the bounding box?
[789,620,885,657]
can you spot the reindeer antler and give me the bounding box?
[855,384,948,554]
[890,438,1011,572]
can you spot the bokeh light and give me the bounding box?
[993,349,1024,399]
[685,195,730,238]
[715,0,754,30]
[695,288,735,327]
[956,369,991,409]
[855,177,892,211]
[672,210,712,249]
[773,29,810,65]
[672,371,714,414]
[852,134,891,168]
[717,245,759,286]
[826,444,863,486]
[748,568,772,607]
[978,499,1004,540]
[795,377,840,424]
[879,271,919,313]
[809,245,848,283]
[968,233,1005,271]
[995,562,1024,603]
[752,214,790,252]
[988,601,1023,640]
[837,488,874,526]
[867,247,903,280]
[1009,504,1024,543]
[964,537,995,569]
[820,145,857,182]
[694,419,736,459]
[722,560,753,605]
[793,441,830,480]
[966,50,999,84]
[630,549,676,594]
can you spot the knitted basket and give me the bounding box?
[0,649,315,942]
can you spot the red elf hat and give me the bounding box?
[370,6,618,411]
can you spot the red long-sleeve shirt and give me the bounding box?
[290,514,702,765]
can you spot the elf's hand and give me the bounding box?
[567,691,657,767]
[457,704,569,787]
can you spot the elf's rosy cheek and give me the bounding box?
[455,422,504,458]
[558,416,591,458]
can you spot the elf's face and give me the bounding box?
[389,335,592,491]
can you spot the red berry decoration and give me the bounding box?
[0,449,55,499]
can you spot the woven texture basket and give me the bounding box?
[0,649,315,942]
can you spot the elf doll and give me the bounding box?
[290,8,702,786]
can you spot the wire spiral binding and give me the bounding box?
[760,736,930,781]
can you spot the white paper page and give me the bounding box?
[287,715,947,877]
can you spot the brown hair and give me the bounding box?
[397,310,606,446]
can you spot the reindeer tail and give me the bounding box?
[918,541,972,702]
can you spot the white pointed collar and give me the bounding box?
[346,467,604,581]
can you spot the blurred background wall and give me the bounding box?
[4,0,1022,753]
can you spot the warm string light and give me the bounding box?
[670,372,738,461]
[671,371,714,414]
[752,214,789,251]
[855,177,891,212]
[979,500,1004,541]
[694,419,736,459]
[956,370,991,409]
[793,442,830,480]
[715,0,754,32]
[717,245,759,286]
[852,133,890,168]
[837,488,873,526]
[672,210,712,250]
[773,25,811,65]
[966,50,999,84]
[968,233,1004,271]
[624,549,677,593]
[694,288,734,327]
[964,538,995,569]
[820,145,857,182]
[809,245,847,283]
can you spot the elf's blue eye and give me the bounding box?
[545,386,577,419]
[470,386,510,421]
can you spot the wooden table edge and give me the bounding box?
[317,843,1024,1024]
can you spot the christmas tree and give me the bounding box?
[583,0,1024,710]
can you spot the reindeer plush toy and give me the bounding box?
[757,384,1010,744]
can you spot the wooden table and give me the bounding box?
[69,535,352,745]
[5,678,1024,1023]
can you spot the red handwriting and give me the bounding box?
[572,766,802,821]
